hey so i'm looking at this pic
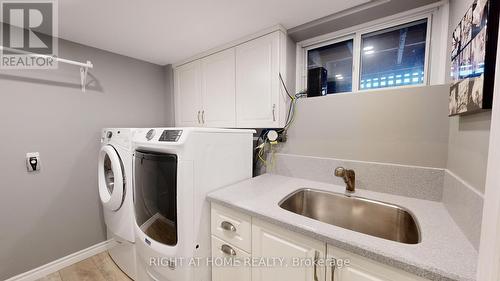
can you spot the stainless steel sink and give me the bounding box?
[279,189,421,244]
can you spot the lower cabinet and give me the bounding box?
[251,219,325,281]
[326,245,428,281]
[211,203,429,281]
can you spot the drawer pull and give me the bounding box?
[221,244,237,256]
[314,251,319,281]
[221,221,236,232]
[331,263,336,281]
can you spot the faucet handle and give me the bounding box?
[334,167,346,177]
[334,167,355,192]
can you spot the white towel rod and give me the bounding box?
[0,46,93,91]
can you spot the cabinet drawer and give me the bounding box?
[211,203,252,252]
[327,245,429,281]
[211,236,251,281]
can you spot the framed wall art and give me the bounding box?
[449,0,499,116]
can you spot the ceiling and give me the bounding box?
[57,0,371,65]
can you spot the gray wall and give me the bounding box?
[280,85,450,168]
[164,65,176,125]
[446,0,492,193]
[282,0,491,193]
[0,39,173,279]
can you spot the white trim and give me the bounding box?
[173,24,287,68]
[352,32,362,92]
[430,1,450,84]
[423,14,433,86]
[5,239,117,281]
[477,16,500,281]
[295,1,448,94]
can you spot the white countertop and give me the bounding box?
[207,174,478,281]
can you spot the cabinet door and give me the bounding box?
[327,245,428,281]
[174,60,203,127]
[252,219,325,281]
[236,32,280,128]
[201,49,236,127]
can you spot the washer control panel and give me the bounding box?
[159,130,183,142]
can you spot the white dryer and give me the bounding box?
[98,128,137,280]
[132,128,254,281]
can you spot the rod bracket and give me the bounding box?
[80,61,91,92]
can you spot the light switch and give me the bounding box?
[26,152,40,172]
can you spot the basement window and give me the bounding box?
[307,39,354,94]
[301,14,432,94]
[360,19,428,90]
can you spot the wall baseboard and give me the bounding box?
[5,239,117,281]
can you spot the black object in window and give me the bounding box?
[307,39,354,94]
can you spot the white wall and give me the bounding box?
[0,39,173,279]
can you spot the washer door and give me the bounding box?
[98,145,125,211]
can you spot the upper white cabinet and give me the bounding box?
[201,48,236,127]
[174,49,236,127]
[235,32,280,128]
[174,27,294,128]
[174,60,203,127]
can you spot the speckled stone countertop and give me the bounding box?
[207,174,478,281]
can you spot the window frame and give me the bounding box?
[297,7,439,95]
[304,34,356,94]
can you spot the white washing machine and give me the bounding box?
[132,128,254,281]
[98,128,137,280]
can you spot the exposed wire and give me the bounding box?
[279,73,293,100]
[254,76,304,174]
[257,139,268,166]
[278,73,297,132]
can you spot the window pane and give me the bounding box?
[307,39,353,94]
[360,19,427,90]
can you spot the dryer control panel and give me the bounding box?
[159,130,183,142]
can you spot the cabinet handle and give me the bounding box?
[221,221,236,232]
[331,263,336,281]
[202,110,205,124]
[221,244,236,256]
[272,104,276,122]
[197,111,201,124]
[313,251,319,281]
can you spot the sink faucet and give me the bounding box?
[334,167,355,192]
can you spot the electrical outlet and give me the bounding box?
[26,152,40,172]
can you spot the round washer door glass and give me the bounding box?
[98,145,125,211]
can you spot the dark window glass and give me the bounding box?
[307,39,353,94]
[360,19,428,90]
[134,150,178,246]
